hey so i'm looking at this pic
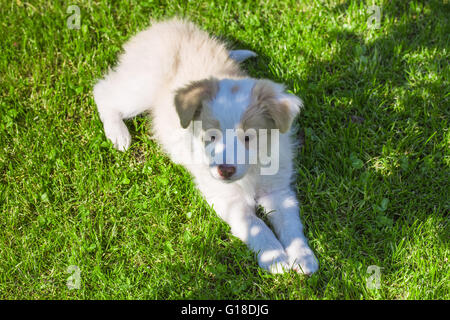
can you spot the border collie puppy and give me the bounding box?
[94,18,318,274]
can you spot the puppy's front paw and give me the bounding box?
[103,120,131,151]
[289,248,319,276]
[258,249,290,274]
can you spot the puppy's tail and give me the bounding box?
[229,50,257,63]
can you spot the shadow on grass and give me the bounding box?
[172,0,448,299]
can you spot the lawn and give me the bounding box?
[0,0,448,299]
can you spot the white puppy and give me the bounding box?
[93,18,318,274]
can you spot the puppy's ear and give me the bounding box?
[174,79,218,128]
[246,80,303,133]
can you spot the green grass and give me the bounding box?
[0,0,448,299]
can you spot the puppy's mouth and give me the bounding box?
[217,175,239,183]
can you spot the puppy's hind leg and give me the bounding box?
[93,75,153,151]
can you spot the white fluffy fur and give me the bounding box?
[93,18,318,274]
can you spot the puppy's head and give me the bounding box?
[174,78,302,182]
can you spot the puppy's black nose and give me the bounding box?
[218,164,236,179]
